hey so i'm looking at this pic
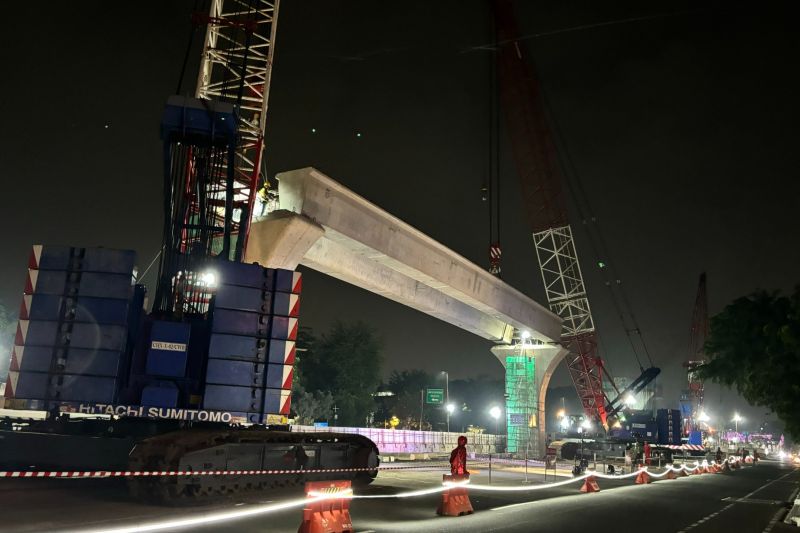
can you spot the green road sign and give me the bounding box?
[426,388,444,404]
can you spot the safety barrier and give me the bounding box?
[8,458,745,533]
[437,474,474,516]
[580,475,600,493]
[298,480,353,533]
[292,425,505,455]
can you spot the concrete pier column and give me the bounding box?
[491,343,568,457]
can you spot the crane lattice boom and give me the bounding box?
[193,0,280,258]
[492,0,608,425]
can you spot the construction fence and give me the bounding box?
[292,425,506,455]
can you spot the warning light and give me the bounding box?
[598,261,606,268]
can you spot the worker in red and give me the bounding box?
[643,441,652,466]
[450,435,469,475]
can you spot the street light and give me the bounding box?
[490,406,502,434]
[441,371,450,432]
[733,413,742,433]
[578,419,592,470]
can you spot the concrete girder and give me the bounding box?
[247,167,561,344]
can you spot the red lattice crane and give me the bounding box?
[491,0,608,426]
[683,273,709,432]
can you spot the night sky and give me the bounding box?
[1,1,797,433]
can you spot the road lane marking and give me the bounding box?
[490,500,538,511]
[677,468,798,532]
[720,497,784,505]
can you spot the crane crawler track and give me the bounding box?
[127,427,379,504]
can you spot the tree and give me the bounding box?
[0,302,15,382]
[386,369,435,429]
[696,287,800,438]
[290,326,336,425]
[291,380,335,426]
[300,321,383,427]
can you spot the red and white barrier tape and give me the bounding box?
[0,462,454,479]
[0,458,742,480]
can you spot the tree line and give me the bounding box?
[292,321,505,431]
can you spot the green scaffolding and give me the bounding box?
[504,355,536,454]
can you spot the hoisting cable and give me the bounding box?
[175,0,202,95]
[486,10,502,277]
[536,80,654,370]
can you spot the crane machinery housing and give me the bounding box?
[0,0,378,503]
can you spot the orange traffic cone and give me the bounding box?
[580,475,601,493]
[676,467,689,477]
[635,469,651,484]
[665,468,677,480]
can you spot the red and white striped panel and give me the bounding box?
[18,295,33,320]
[8,345,23,372]
[286,318,298,341]
[289,272,302,294]
[4,371,18,399]
[272,293,300,318]
[14,320,29,347]
[658,444,705,451]
[24,270,39,295]
[280,389,291,415]
[288,294,300,317]
[281,341,296,365]
[281,365,293,390]
[28,245,43,270]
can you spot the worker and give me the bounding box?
[293,444,309,470]
[715,447,723,464]
[644,441,651,466]
[753,449,759,465]
[449,435,469,476]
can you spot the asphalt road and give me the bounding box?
[2,460,798,532]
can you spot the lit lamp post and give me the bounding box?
[733,413,742,433]
[698,411,711,446]
[579,418,592,468]
[441,371,450,432]
[624,394,637,410]
[490,406,502,435]
[557,409,566,435]
[446,403,456,432]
